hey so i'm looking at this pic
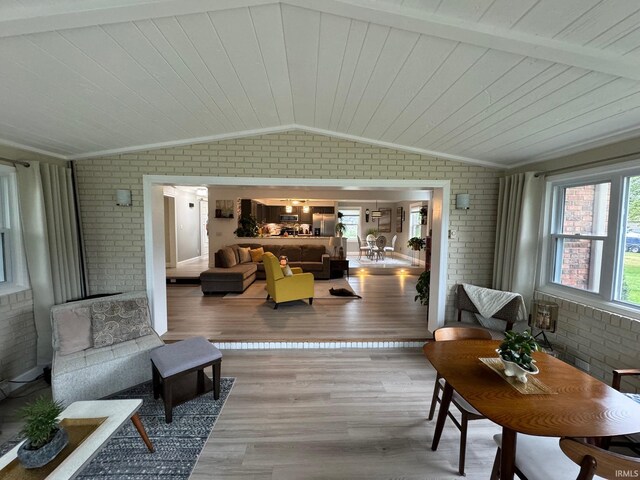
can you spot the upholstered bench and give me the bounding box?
[150,337,222,423]
[200,263,257,294]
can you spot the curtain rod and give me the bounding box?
[534,150,640,178]
[0,157,30,168]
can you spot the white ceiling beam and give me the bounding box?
[2,0,640,81]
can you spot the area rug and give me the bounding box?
[0,377,234,479]
[224,278,360,299]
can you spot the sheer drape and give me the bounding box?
[492,172,543,309]
[16,161,83,364]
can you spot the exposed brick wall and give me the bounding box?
[73,130,503,315]
[0,290,37,382]
[536,291,640,393]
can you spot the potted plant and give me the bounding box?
[414,270,430,306]
[234,215,259,237]
[408,237,426,251]
[366,228,378,238]
[419,206,429,225]
[497,330,541,383]
[335,212,346,237]
[17,396,68,469]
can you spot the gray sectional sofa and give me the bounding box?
[200,243,330,294]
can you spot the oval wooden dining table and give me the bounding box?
[423,339,640,480]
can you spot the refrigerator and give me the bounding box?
[312,213,336,237]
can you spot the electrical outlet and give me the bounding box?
[575,358,590,372]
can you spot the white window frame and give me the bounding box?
[538,160,640,318]
[0,165,29,295]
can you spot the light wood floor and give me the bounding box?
[164,274,429,343]
[191,349,501,480]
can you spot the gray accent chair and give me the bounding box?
[51,291,164,406]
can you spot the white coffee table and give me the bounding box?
[0,399,154,479]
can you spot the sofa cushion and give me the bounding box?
[53,306,92,355]
[238,246,251,263]
[219,247,238,267]
[249,247,264,263]
[263,244,281,256]
[280,245,302,261]
[90,297,153,348]
[301,245,326,262]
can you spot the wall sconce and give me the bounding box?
[285,205,293,213]
[115,189,132,206]
[456,193,470,210]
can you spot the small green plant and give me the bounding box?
[498,330,540,372]
[366,228,378,237]
[20,397,64,449]
[408,237,426,250]
[335,222,346,236]
[414,270,430,306]
[234,215,259,237]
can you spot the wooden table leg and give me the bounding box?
[130,413,155,453]
[500,427,517,480]
[431,380,453,451]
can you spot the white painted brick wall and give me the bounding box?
[74,130,502,315]
[0,289,37,381]
[536,292,640,393]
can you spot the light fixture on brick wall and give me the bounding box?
[456,193,470,210]
[115,189,132,206]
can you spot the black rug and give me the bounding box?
[1,377,234,479]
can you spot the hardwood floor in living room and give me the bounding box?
[163,274,429,344]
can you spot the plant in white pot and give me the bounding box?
[497,330,540,383]
[17,397,68,469]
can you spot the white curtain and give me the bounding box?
[16,161,83,365]
[492,172,543,310]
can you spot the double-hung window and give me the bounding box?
[0,165,28,294]
[544,165,640,312]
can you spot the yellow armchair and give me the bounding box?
[263,252,315,309]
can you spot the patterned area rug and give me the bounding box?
[0,378,234,479]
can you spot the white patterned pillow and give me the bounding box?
[90,297,153,347]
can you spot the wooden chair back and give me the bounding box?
[434,326,492,342]
[560,437,640,480]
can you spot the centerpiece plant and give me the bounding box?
[17,396,68,468]
[497,330,540,372]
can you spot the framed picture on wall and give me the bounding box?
[396,207,403,233]
[378,208,391,232]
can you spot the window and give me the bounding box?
[338,209,360,239]
[409,205,423,239]
[545,167,640,311]
[0,166,27,294]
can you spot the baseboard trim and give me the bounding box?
[210,340,427,350]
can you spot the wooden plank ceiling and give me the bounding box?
[2,0,640,167]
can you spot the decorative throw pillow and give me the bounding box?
[53,306,92,355]
[90,297,153,348]
[238,246,251,264]
[282,265,293,277]
[250,247,264,263]
[219,247,237,268]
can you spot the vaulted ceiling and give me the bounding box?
[3,0,640,168]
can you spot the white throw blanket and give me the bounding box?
[462,283,527,322]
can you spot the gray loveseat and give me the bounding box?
[51,291,164,406]
[200,243,330,294]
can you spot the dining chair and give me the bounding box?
[356,235,371,260]
[490,433,637,479]
[375,235,387,261]
[602,368,640,453]
[427,326,492,476]
[384,234,397,259]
